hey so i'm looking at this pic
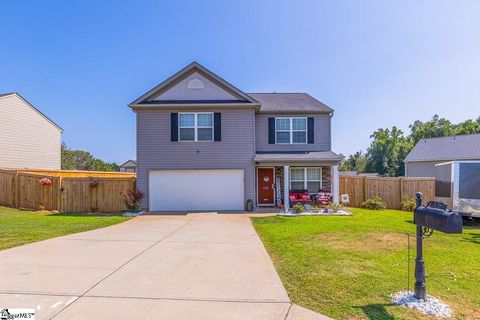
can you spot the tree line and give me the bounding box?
[61,143,119,171]
[340,115,480,176]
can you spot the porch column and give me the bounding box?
[284,165,290,210]
[332,165,340,203]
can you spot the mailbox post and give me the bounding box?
[413,192,463,300]
[414,193,426,300]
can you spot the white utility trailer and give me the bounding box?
[435,161,480,217]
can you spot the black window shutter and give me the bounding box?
[214,113,221,141]
[268,118,275,144]
[307,117,314,144]
[171,113,178,142]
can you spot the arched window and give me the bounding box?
[187,78,204,89]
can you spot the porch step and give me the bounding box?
[253,207,283,214]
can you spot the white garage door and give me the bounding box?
[149,170,244,211]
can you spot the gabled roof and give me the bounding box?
[129,62,259,109]
[248,93,333,113]
[120,160,137,167]
[0,93,63,132]
[405,134,480,162]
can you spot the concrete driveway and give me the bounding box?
[0,214,331,319]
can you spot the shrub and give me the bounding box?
[361,196,387,210]
[292,203,304,214]
[400,196,416,211]
[328,202,344,213]
[124,190,144,213]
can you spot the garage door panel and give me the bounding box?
[149,170,244,211]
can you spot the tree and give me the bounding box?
[341,114,480,177]
[366,127,412,176]
[453,117,480,135]
[409,114,454,145]
[61,143,119,171]
[338,153,346,169]
[339,151,368,172]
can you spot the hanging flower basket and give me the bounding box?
[88,178,99,188]
[39,177,52,185]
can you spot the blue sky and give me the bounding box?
[1,1,479,163]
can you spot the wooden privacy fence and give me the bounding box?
[339,176,435,209]
[0,169,136,212]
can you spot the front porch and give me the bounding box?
[254,152,341,210]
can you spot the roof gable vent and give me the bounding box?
[187,78,204,90]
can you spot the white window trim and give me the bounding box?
[275,117,307,144]
[178,112,214,142]
[289,167,322,192]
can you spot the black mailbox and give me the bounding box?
[413,193,463,301]
[414,206,463,234]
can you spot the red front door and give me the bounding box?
[258,168,274,205]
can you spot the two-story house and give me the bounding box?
[129,62,341,212]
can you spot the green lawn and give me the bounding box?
[252,208,480,320]
[0,206,129,250]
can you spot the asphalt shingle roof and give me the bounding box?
[405,134,480,162]
[247,93,333,113]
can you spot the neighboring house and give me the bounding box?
[120,160,137,173]
[405,134,480,177]
[0,93,62,169]
[129,62,341,211]
[340,171,381,177]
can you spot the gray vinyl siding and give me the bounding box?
[136,107,256,209]
[406,161,441,177]
[405,159,480,177]
[148,72,241,101]
[255,113,331,152]
[0,95,61,169]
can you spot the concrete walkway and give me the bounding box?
[0,214,332,319]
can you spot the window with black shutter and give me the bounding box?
[307,117,314,144]
[171,113,178,142]
[214,113,221,141]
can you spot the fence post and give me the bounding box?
[14,171,20,208]
[10,171,16,208]
[400,177,404,200]
[57,176,63,212]
[363,176,367,203]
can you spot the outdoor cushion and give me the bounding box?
[289,191,312,203]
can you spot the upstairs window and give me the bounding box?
[179,113,213,141]
[275,117,307,144]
